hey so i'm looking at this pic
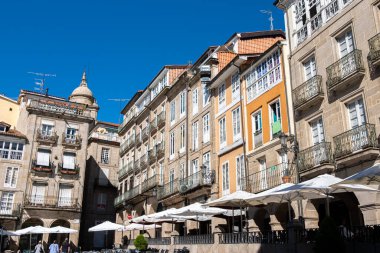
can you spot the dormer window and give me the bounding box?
[0,126,6,132]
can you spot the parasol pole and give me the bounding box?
[240,202,243,233]
[326,193,330,217]
[232,208,235,233]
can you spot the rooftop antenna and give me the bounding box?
[260,10,274,31]
[28,72,56,95]
[108,98,131,124]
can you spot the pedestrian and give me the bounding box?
[60,238,70,253]
[49,240,59,253]
[35,240,44,253]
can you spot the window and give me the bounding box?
[236,155,245,190]
[203,152,210,172]
[159,162,164,185]
[203,114,210,143]
[101,148,110,164]
[0,125,6,132]
[347,98,366,129]
[41,123,53,136]
[180,91,186,117]
[65,126,77,140]
[192,122,199,150]
[270,100,282,138]
[169,170,175,191]
[192,88,198,115]
[202,83,211,107]
[0,142,24,160]
[97,193,107,210]
[191,159,199,174]
[36,149,50,166]
[232,107,242,141]
[310,118,325,144]
[222,162,230,195]
[63,152,76,169]
[0,192,14,215]
[31,183,45,204]
[4,167,18,188]
[169,132,175,159]
[58,185,72,207]
[337,30,354,57]
[218,83,226,109]
[259,159,267,190]
[232,72,240,101]
[180,124,186,153]
[180,163,185,179]
[219,117,226,148]
[252,111,262,133]
[303,56,316,80]
[170,101,176,124]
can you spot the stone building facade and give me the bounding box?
[275,0,380,227]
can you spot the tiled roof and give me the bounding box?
[0,129,28,140]
[239,30,285,40]
[238,36,285,54]
[217,51,237,71]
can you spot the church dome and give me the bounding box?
[69,71,95,105]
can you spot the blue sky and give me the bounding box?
[0,0,284,123]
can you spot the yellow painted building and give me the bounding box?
[0,94,19,127]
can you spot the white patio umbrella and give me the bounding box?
[15,226,51,253]
[48,226,78,234]
[121,223,161,231]
[337,163,380,185]
[287,174,378,216]
[204,190,259,233]
[88,221,124,249]
[246,183,327,221]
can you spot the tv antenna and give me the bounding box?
[108,98,131,123]
[27,72,56,94]
[260,10,274,31]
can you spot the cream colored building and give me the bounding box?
[16,72,98,249]
[0,94,20,128]
[276,0,380,227]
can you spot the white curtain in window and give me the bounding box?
[37,150,50,166]
[31,184,45,204]
[58,185,72,207]
[63,153,75,169]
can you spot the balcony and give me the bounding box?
[179,169,215,194]
[0,202,21,218]
[90,132,120,143]
[134,159,140,171]
[246,163,295,193]
[156,142,165,159]
[158,179,179,200]
[62,134,82,148]
[148,148,156,164]
[31,160,54,173]
[135,135,142,147]
[297,142,334,178]
[368,33,380,73]
[127,161,134,174]
[118,112,135,135]
[293,75,324,112]
[200,65,211,83]
[141,174,161,193]
[157,111,165,128]
[253,130,263,148]
[24,195,80,210]
[36,130,58,145]
[27,99,90,118]
[141,126,150,142]
[150,118,157,135]
[128,136,136,148]
[139,154,149,169]
[120,141,129,156]
[326,50,365,93]
[118,165,128,181]
[333,124,378,167]
[58,163,80,175]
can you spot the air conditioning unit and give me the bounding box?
[179,184,188,194]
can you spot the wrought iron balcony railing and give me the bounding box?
[120,141,129,156]
[326,50,364,90]
[127,161,134,174]
[135,135,142,147]
[293,75,323,110]
[158,179,178,200]
[174,234,214,245]
[150,118,157,134]
[36,130,58,144]
[62,134,82,148]
[139,154,149,169]
[24,195,80,209]
[179,169,215,194]
[147,237,171,245]
[118,165,128,180]
[333,123,377,158]
[90,132,120,142]
[141,174,161,193]
[297,142,334,173]
[58,163,80,175]
[246,163,295,193]
[148,148,156,164]
[0,202,21,217]
[218,231,288,244]
[128,135,136,148]
[31,159,54,173]
[156,142,165,158]
[157,111,165,128]
[134,159,140,171]
[141,126,150,141]
[368,33,380,63]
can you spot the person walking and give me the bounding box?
[49,240,59,253]
[60,238,70,253]
[34,241,44,253]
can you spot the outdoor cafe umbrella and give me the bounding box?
[336,163,380,185]
[287,174,378,216]
[246,183,327,221]
[14,226,51,253]
[48,226,78,234]
[204,190,258,233]
[122,223,161,231]
[88,221,124,249]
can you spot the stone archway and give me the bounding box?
[48,219,70,246]
[20,218,44,250]
[275,203,295,229]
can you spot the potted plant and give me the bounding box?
[134,234,148,252]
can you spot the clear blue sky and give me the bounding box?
[0,0,284,124]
